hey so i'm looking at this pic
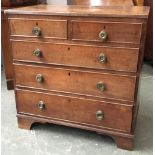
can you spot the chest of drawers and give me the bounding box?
[5,5,149,150]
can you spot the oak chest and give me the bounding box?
[5,5,149,150]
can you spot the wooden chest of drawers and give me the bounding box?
[5,5,149,150]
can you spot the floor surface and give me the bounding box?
[1,63,153,155]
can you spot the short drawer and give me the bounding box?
[16,89,133,132]
[12,41,139,72]
[14,64,137,101]
[9,18,67,39]
[71,20,142,44]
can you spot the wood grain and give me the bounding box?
[71,20,142,44]
[16,89,133,132]
[11,40,139,72]
[9,18,67,39]
[5,5,150,18]
[14,63,137,101]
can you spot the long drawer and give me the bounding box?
[9,18,67,39]
[12,41,139,72]
[71,20,142,44]
[14,64,137,101]
[16,89,133,132]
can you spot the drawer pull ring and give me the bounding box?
[96,111,104,121]
[37,101,45,110]
[36,74,44,83]
[97,82,105,92]
[98,53,107,63]
[99,30,108,41]
[32,27,41,36]
[33,48,42,57]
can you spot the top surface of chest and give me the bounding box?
[5,4,149,18]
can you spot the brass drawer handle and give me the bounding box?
[97,82,105,92]
[32,26,41,36]
[36,74,44,83]
[96,111,104,121]
[99,30,108,41]
[37,101,45,110]
[98,53,107,63]
[33,48,42,57]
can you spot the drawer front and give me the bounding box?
[14,64,136,101]
[16,89,133,132]
[71,21,142,44]
[12,41,139,72]
[9,19,67,39]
